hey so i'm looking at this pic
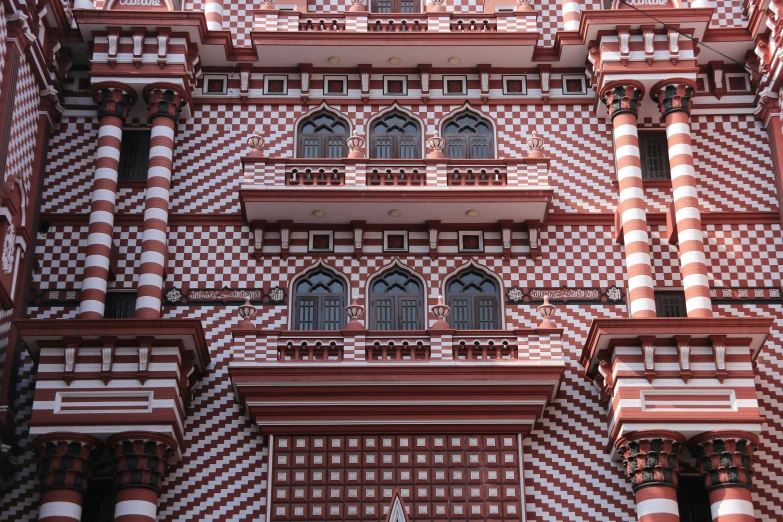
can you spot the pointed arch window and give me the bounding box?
[370,111,421,159]
[442,111,494,159]
[293,267,347,330]
[369,268,424,330]
[371,0,421,13]
[297,110,350,158]
[446,269,500,330]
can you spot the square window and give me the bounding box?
[726,74,750,92]
[309,230,334,252]
[502,75,527,95]
[383,230,409,252]
[384,75,408,96]
[458,231,484,253]
[443,75,467,96]
[203,74,228,95]
[324,75,348,96]
[562,74,587,95]
[638,131,671,180]
[264,75,288,95]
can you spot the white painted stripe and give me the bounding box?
[685,296,712,311]
[617,165,643,181]
[81,277,108,293]
[711,499,754,518]
[89,210,115,225]
[629,298,656,315]
[680,250,706,266]
[140,250,166,266]
[667,143,693,158]
[141,228,168,244]
[145,186,171,201]
[628,274,654,291]
[94,167,120,180]
[134,296,162,311]
[622,229,650,245]
[151,125,175,140]
[673,185,699,201]
[620,186,644,202]
[613,124,639,139]
[39,501,82,521]
[86,232,113,249]
[206,20,223,30]
[636,498,679,518]
[615,144,640,160]
[677,228,704,243]
[98,124,123,140]
[138,273,164,288]
[114,499,158,519]
[665,122,690,138]
[146,166,172,180]
[84,255,110,271]
[670,163,695,179]
[79,300,106,316]
[563,20,580,30]
[143,207,169,223]
[625,252,652,268]
[682,273,709,289]
[91,189,117,206]
[149,146,173,161]
[675,206,702,222]
[622,208,647,224]
[96,146,121,162]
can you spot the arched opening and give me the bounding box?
[369,267,425,330]
[371,0,421,13]
[297,109,350,158]
[292,266,348,330]
[445,268,501,330]
[369,110,422,159]
[441,110,495,159]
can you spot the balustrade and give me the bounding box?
[450,19,497,32]
[278,340,344,361]
[299,18,345,31]
[370,19,428,33]
[365,341,430,361]
[288,167,344,186]
[447,168,506,186]
[452,340,518,360]
[366,168,426,186]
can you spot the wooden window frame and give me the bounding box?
[369,111,422,160]
[638,130,671,180]
[653,290,687,318]
[293,268,348,331]
[297,110,350,159]
[677,475,712,522]
[105,292,137,319]
[442,111,495,159]
[369,269,424,330]
[445,269,501,330]
[118,130,151,181]
[371,0,422,13]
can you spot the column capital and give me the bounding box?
[33,433,103,494]
[143,84,187,124]
[600,81,645,120]
[107,431,178,494]
[651,79,697,117]
[92,82,137,122]
[690,431,758,491]
[616,430,685,491]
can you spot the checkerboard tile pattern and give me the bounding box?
[0,3,6,110]
[708,0,747,28]
[5,56,38,198]
[704,224,783,288]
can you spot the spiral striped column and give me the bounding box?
[108,432,177,522]
[691,432,758,522]
[601,83,657,318]
[135,87,185,320]
[654,83,713,318]
[205,0,224,30]
[617,431,685,522]
[562,0,582,31]
[79,86,134,319]
[34,433,102,522]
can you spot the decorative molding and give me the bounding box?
[506,286,625,304]
[164,286,287,306]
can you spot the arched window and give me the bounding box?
[293,267,347,330]
[297,110,349,158]
[441,111,494,159]
[369,268,424,330]
[371,0,421,12]
[370,111,421,159]
[446,269,500,330]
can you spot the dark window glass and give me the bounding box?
[446,269,500,330]
[81,479,115,522]
[105,292,136,319]
[370,111,421,159]
[297,110,349,159]
[371,0,420,12]
[293,268,347,330]
[638,131,671,180]
[118,131,151,181]
[442,112,494,159]
[654,290,687,318]
[677,476,712,522]
[369,268,424,330]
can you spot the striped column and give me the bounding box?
[34,433,102,522]
[654,83,713,318]
[205,0,224,30]
[617,431,685,522]
[135,87,185,320]
[691,432,758,522]
[601,83,657,318]
[108,432,177,522]
[562,0,582,31]
[80,86,134,319]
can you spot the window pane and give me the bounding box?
[655,291,687,318]
[451,299,469,330]
[118,131,151,181]
[375,299,393,330]
[303,138,320,158]
[327,138,344,159]
[477,298,496,329]
[400,299,419,330]
[399,139,416,159]
[447,139,465,159]
[105,293,136,319]
[640,132,671,180]
[375,138,392,159]
[376,0,391,12]
[323,298,342,330]
[298,298,316,330]
[471,138,489,159]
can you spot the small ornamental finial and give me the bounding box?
[527,131,544,158]
[427,0,446,11]
[345,299,366,330]
[426,131,446,159]
[237,298,258,330]
[349,0,367,12]
[346,131,366,159]
[515,0,533,11]
[536,296,557,328]
[247,131,265,153]
[430,295,451,329]
[259,0,276,10]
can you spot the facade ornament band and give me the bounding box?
[601,83,644,120]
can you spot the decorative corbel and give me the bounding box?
[640,335,656,383]
[587,43,601,89]
[352,220,365,259]
[279,220,292,259]
[419,64,432,104]
[709,61,725,99]
[64,337,80,385]
[107,27,121,68]
[642,26,655,65]
[667,26,680,64]
[156,28,171,68]
[711,334,728,383]
[537,64,550,102]
[597,359,614,407]
[100,337,117,385]
[299,63,312,103]
[617,26,631,66]
[478,64,491,103]
[675,335,691,383]
[239,63,252,102]
[499,220,513,260]
[138,337,152,384]
[525,220,541,258]
[132,27,145,68]
[426,220,440,259]
[358,64,372,103]
[252,220,265,256]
